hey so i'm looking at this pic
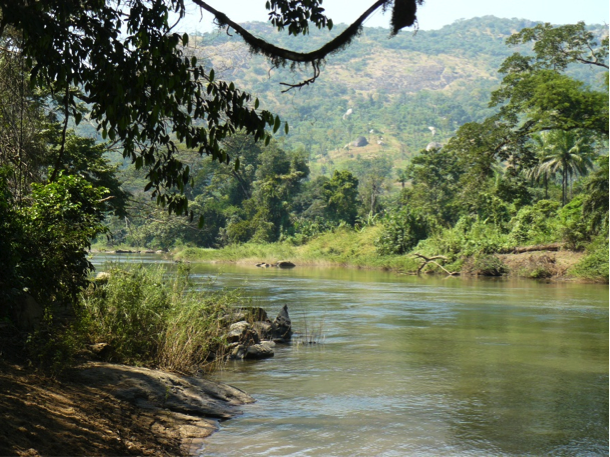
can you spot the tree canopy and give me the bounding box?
[0,0,421,218]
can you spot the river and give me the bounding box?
[91,255,609,456]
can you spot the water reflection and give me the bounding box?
[89,256,608,456]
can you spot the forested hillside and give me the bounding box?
[189,16,607,173]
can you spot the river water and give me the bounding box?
[91,255,609,456]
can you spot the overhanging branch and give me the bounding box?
[191,0,391,65]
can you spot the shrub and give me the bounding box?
[462,254,508,276]
[418,215,511,259]
[508,200,561,245]
[376,207,434,255]
[570,234,609,282]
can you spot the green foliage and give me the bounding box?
[581,155,609,231]
[463,253,508,276]
[0,171,107,312]
[1,0,280,216]
[557,197,590,249]
[53,132,130,217]
[78,265,238,372]
[321,170,360,225]
[570,234,609,281]
[347,157,392,216]
[376,207,434,255]
[418,216,511,259]
[508,200,561,246]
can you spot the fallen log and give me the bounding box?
[500,243,564,254]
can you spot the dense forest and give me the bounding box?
[87,18,610,283]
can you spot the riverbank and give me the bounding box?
[165,227,607,283]
[0,361,252,456]
[1,263,299,456]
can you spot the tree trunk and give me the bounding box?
[562,167,567,206]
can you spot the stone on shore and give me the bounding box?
[71,362,254,454]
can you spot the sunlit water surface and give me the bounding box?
[90,255,608,456]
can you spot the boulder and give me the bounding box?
[225,321,260,345]
[252,321,272,339]
[94,271,111,285]
[238,307,269,322]
[245,342,274,360]
[275,261,296,269]
[426,141,442,151]
[351,136,368,147]
[89,342,112,358]
[269,305,292,343]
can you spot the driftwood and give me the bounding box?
[412,253,458,276]
[513,243,564,253]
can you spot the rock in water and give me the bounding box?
[269,305,292,343]
[245,342,275,359]
[275,261,296,269]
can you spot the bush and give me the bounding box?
[462,254,507,276]
[376,207,434,255]
[508,200,560,246]
[557,196,590,250]
[1,170,106,326]
[417,215,511,259]
[570,234,609,282]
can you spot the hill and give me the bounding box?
[191,16,607,175]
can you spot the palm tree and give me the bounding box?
[528,130,595,206]
[582,154,609,231]
[526,134,553,198]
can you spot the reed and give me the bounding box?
[78,264,242,373]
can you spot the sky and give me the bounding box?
[177,0,610,34]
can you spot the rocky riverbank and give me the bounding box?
[0,361,252,456]
[0,305,294,456]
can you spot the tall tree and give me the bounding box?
[534,130,594,206]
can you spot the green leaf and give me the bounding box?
[273,116,281,133]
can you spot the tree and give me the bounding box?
[322,170,360,225]
[403,146,463,224]
[440,23,607,181]
[581,155,609,231]
[0,0,423,217]
[534,130,594,206]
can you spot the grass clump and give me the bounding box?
[77,264,239,373]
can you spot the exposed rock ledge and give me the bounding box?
[70,362,254,455]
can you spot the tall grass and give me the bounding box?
[292,305,326,346]
[77,264,241,373]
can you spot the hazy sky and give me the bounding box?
[177,0,609,34]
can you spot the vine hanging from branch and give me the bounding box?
[191,0,423,89]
